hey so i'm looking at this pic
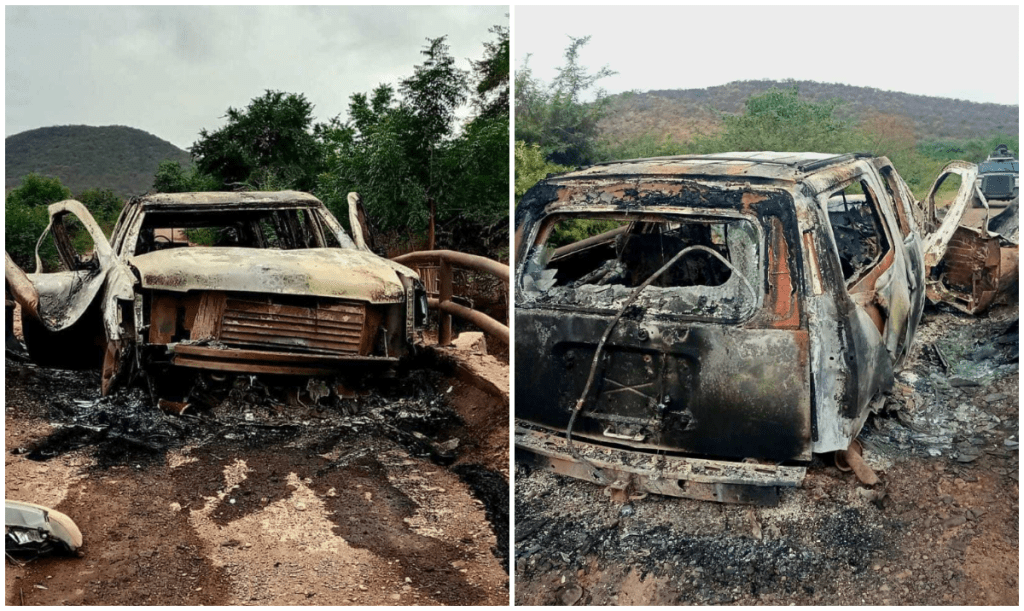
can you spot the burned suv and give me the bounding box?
[7,191,427,394]
[514,152,928,504]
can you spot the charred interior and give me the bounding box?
[825,186,890,286]
[522,212,762,322]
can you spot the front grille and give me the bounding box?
[219,297,367,355]
[982,175,1013,198]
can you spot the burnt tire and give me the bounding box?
[22,313,105,370]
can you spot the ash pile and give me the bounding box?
[864,307,1019,473]
[10,361,461,468]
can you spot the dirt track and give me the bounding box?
[515,305,1018,605]
[5,341,509,606]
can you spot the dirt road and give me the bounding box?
[6,345,509,606]
[515,305,1018,605]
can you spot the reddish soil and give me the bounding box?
[5,332,509,606]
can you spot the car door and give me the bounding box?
[23,200,135,336]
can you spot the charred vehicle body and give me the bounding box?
[515,152,934,504]
[6,192,428,395]
[921,162,1019,314]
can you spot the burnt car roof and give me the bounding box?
[553,151,875,183]
[134,191,323,211]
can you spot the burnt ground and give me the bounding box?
[514,304,1018,606]
[5,336,509,606]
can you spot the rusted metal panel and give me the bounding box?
[191,292,226,340]
[130,247,407,304]
[927,226,1018,314]
[5,252,39,320]
[170,343,397,375]
[149,294,178,344]
[218,297,367,355]
[515,426,805,506]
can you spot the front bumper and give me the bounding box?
[170,343,398,376]
[515,424,806,506]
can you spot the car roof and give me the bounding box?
[555,152,875,183]
[133,191,323,211]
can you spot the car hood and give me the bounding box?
[130,247,417,303]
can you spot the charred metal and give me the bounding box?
[514,152,962,504]
[7,191,427,394]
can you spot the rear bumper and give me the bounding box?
[170,343,397,376]
[515,424,806,506]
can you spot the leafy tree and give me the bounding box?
[321,36,498,239]
[76,188,124,235]
[190,90,324,191]
[718,87,852,152]
[152,160,221,194]
[5,174,71,270]
[5,173,71,209]
[401,37,469,152]
[472,24,509,119]
[515,36,616,166]
[515,140,569,200]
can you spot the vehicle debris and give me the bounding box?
[919,161,1018,314]
[515,152,938,504]
[6,500,83,558]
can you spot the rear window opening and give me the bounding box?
[522,213,762,322]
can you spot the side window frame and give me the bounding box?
[818,174,897,293]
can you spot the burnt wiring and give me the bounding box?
[564,245,757,460]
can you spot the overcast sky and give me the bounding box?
[6,6,508,149]
[516,5,1019,106]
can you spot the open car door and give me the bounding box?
[8,200,134,377]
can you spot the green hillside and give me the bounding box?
[6,125,191,198]
[602,80,1018,144]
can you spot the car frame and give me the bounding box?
[514,152,941,504]
[7,191,428,395]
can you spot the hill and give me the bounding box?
[600,79,1019,144]
[6,125,191,197]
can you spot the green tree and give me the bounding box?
[190,90,324,191]
[515,36,616,166]
[472,24,509,119]
[718,87,852,152]
[321,37,492,237]
[152,160,224,194]
[5,173,72,209]
[515,140,569,200]
[76,188,124,234]
[5,174,72,270]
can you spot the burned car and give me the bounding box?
[6,191,427,394]
[920,161,1019,314]
[514,152,934,504]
